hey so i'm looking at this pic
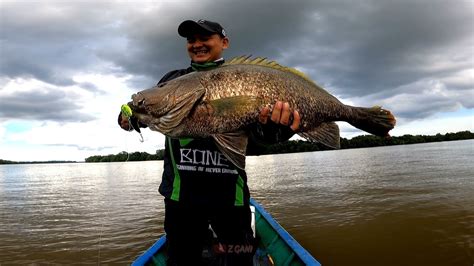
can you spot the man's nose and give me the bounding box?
[192,40,203,47]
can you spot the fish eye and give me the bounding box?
[158,82,167,88]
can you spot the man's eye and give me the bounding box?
[187,38,196,43]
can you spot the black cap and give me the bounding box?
[178,19,227,38]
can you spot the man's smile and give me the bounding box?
[193,49,209,55]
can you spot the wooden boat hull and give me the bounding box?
[132,198,321,266]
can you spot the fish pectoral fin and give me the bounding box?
[159,88,206,133]
[298,122,341,149]
[209,96,260,117]
[212,131,248,170]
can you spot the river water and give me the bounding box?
[0,140,473,265]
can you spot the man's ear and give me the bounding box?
[222,37,229,49]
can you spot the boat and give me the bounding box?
[132,198,321,266]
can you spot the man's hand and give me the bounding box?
[258,101,300,131]
[118,113,132,131]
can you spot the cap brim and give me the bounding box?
[178,20,216,37]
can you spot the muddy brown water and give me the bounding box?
[1,140,472,265]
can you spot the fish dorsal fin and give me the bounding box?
[224,56,315,85]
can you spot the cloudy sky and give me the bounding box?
[0,0,473,162]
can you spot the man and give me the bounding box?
[119,19,300,265]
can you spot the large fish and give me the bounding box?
[125,56,396,169]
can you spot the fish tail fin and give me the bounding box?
[349,106,396,137]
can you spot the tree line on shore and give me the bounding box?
[83,130,473,163]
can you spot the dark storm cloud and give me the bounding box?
[0,88,95,122]
[98,0,319,84]
[0,0,472,123]
[107,0,473,94]
[259,1,473,98]
[0,1,124,121]
[0,1,122,87]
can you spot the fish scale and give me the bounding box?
[201,65,337,129]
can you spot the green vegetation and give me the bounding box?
[81,130,473,162]
[84,150,165,163]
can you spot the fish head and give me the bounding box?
[132,75,200,114]
[131,80,178,116]
[130,74,206,134]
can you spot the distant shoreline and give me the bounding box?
[85,131,474,163]
[1,131,472,165]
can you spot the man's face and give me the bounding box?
[186,33,229,63]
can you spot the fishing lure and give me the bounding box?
[121,104,144,142]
